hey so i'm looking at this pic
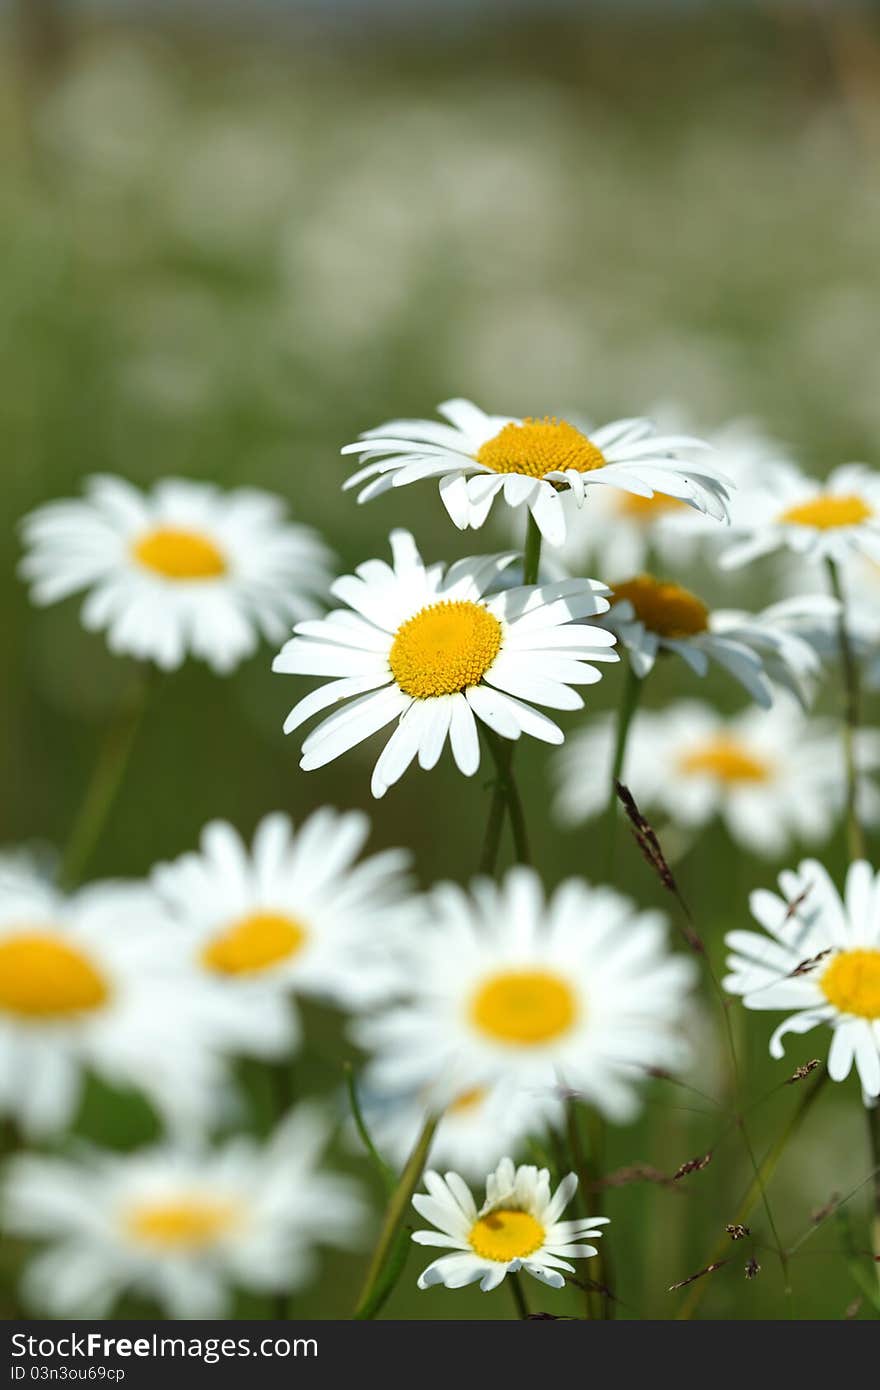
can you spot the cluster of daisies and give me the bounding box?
[3,395,878,1318]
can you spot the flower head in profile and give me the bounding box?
[152,810,413,1059]
[555,700,880,857]
[342,398,728,546]
[20,476,332,673]
[724,859,880,1101]
[2,1106,365,1318]
[602,575,825,707]
[722,462,880,570]
[0,868,226,1137]
[412,1157,607,1292]
[355,867,695,1122]
[273,530,617,798]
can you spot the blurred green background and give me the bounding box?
[2,0,880,1319]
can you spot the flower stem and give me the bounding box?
[825,557,866,862]
[353,1110,440,1320]
[60,669,153,889]
[508,1272,530,1319]
[523,512,542,587]
[676,1069,827,1319]
[604,660,643,876]
[868,1102,880,1301]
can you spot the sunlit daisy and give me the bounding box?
[724,859,880,1100]
[411,1156,607,1292]
[722,462,880,570]
[273,530,617,798]
[601,575,823,707]
[0,869,226,1137]
[152,811,413,1059]
[20,475,333,673]
[2,1106,365,1318]
[555,700,880,856]
[354,867,695,1123]
[352,1079,563,1182]
[342,398,728,547]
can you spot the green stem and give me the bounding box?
[481,729,531,869]
[508,1272,530,1319]
[353,1111,440,1320]
[60,671,153,888]
[868,1103,880,1302]
[345,1063,395,1195]
[564,1097,597,1319]
[825,557,866,862]
[604,660,643,876]
[523,512,542,587]
[676,1070,827,1319]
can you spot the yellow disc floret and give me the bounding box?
[820,948,880,1019]
[779,495,873,531]
[201,912,307,976]
[678,737,771,784]
[125,1198,240,1251]
[470,969,577,1045]
[469,1208,545,1262]
[610,575,709,638]
[617,492,688,521]
[389,600,502,698]
[477,418,606,479]
[133,527,227,580]
[0,932,110,1019]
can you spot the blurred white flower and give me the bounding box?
[355,867,695,1124]
[152,811,413,1058]
[20,476,332,674]
[3,1106,365,1318]
[722,463,880,570]
[273,530,617,798]
[412,1156,606,1293]
[724,859,880,1101]
[342,399,728,547]
[555,699,880,856]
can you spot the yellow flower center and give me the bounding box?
[125,1198,241,1251]
[389,600,502,699]
[470,969,577,1046]
[610,574,709,638]
[132,527,227,580]
[448,1087,487,1115]
[476,418,606,479]
[778,495,873,531]
[617,492,688,521]
[820,948,880,1019]
[200,912,308,976]
[678,737,772,784]
[469,1208,545,1262]
[0,932,110,1019]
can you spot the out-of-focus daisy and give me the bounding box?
[555,700,880,856]
[352,1079,563,1182]
[601,575,824,707]
[342,399,728,547]
[0,870,225,1137]
[724,859,880,1100]
[273,530,617,798]
[355,867,695,1123]
[152,811,413,1059]
[3,1106,365,1318]
[722,463,880,570]
[20,476,332,673]
[550,412,786,577]
[411,1156,607,1292]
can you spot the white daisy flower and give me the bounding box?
[601,574,824,707]
[355,867,695,1123]
[721,462,880,571]
[341,398,729,547]
[2,1106,366,1318]
[20,475,333,673]
[352,1079,563,1182]
[273,530,618,799]
[152,810,413,1059]
[555,700,880,857]
[411,1156,607,1292]
[0,869,227,1137]
[549,411,786,577]
[724,859,880,1100]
